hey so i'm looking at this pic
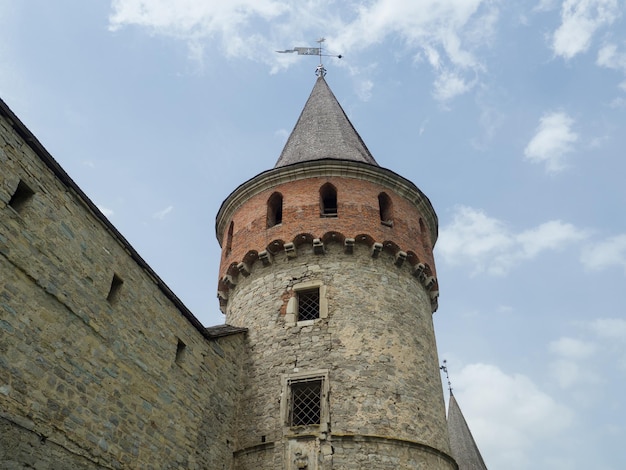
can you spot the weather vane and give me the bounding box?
[277,38,342,77]
[440,359,453,395]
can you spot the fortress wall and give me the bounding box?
[0,112,243,468]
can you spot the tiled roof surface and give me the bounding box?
[274,76,378,168]
[448,394,488,470]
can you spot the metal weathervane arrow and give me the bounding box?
[277,38,342,77]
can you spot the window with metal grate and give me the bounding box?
[290,379,322,426]
[298,289,320,321]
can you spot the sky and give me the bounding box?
[1,1,625,468]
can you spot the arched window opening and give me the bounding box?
[320,183,338,218]
[267,192,283,228]
[225,221,234,255]
[378,192,393,227]
[419,218,429,249]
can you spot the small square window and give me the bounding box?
[290,379,322,426]
[297,289,320,321]
[285,281,328,326]
[282,370,329,433]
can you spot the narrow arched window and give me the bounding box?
[267,192,283,228]
[419,218,429,249]
[320,183,338,218]
[378,192,393,227]
[225,221,234,255]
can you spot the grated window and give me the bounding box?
[298,289,320,321]
[290,379,322,426]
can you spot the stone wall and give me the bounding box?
[0,109,244,468]
[226,242,454,469]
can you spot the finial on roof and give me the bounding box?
[277,37,342,76]
[440,359,453,395]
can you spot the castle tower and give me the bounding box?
[215,76,456,469]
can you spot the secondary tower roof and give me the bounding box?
[274,76,378,168]
[447,394,489,469]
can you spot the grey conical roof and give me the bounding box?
[274,76,378,168]
[447,394,488,470]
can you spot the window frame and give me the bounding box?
[285,280,328,327]
[281,369,330,432]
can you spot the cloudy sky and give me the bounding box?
[1,1,625,468]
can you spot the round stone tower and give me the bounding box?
[216,77,456,469]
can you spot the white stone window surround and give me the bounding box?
[281,369,330,433]
[285,280,328,327]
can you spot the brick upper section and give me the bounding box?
[216,160,438,285]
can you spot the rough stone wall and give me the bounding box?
[226,242,454,469]
[0,113,243,468]
[218,176,436,281]
[330,435,457,469]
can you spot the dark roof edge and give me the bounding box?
[0,97,218,341]
[205,324,248,338]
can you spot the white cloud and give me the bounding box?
[153,205,173,220]
[581,233,626,271]
[589,318,626,340]
[597,43,626,70]
[549,337,598,388]
[597,43,626,89]
[586,318,626,375]
[550,358,589,388]
[355,78,374,102]
[109,0,289,63]
[524,111,578,173]
[547,320,626,392]
[609,96,626,108]
[455,363,573,469]
[550,337,596,359]
[551,0,619,59]
[108,0,498,102]
[535,0,560,11]
[517,220,587,256]
[437,206,587,275]
[433,70,473,102]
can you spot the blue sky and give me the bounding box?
[1,1,625,468]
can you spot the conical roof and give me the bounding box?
[447,394,488,470]
[274,76,378,168]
